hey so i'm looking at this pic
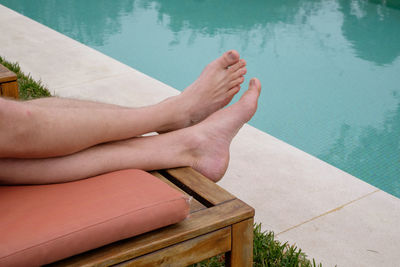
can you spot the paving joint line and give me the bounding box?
[276,189,380,236]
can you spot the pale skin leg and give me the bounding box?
[0,79,261,185]
[0,50,246,159]
[26,97,124,109]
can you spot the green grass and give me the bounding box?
[192,223,322,267]
[0,56,51,99]
[252,224,322,267]
[2,57,324,267]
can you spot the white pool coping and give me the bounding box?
[1,5,399,266]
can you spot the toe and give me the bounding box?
[241,78,261,103]
[249,78,261,93]
[219,50,240,68]
[228,59,246,73]
[236,79,261,121]
[229,76,245,88]
[228,85,241,97]
[232,67,247,79]
[240,79,261,106]
[221,86,241,107]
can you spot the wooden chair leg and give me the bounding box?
[1,81,19,99]
[0,63,19,99]
[226,218,254,267]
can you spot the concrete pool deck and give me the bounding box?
[1,4,399,266]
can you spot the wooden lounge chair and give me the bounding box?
[0,64,255,266]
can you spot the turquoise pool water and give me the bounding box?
[1,0,400,197]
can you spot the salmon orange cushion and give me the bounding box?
[0,169,189,266]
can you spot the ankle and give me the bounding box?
[154,95,190,133]
[179,128,206,167]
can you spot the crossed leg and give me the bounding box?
[0,51,246,159]
[0,51,260,185]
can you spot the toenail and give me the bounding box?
[250,79,255,86]
[228,51,236,60]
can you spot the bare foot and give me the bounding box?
[187,78,261,182]
[159,50,247,132]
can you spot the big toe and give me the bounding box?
[218,50,240,69]
[249,78,261,94]
[239,78,261,120]
[242,78,261,100]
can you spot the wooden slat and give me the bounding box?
[151,171,206,213]
[164,167,235,206]
[226,218,254,267]
[116,227,231,267]
[50,199,254,266]
[0,64,17,83]
[1,81,19,99]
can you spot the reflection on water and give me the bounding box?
[3,0,400,64]
[0,0,135,46]
[1,0,400,197]
[340,0,400,65]
[148,0,313,37]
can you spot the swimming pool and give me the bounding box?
[1,0,400,197]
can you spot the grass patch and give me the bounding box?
[252,224,322,267]
[0,56,51,99]
[192,224,322,267]
[2,58,324,267]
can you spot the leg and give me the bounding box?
[26,97,122,109]
[0,79,261,184]
[0,50,246,159]
[0,97,186,158]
